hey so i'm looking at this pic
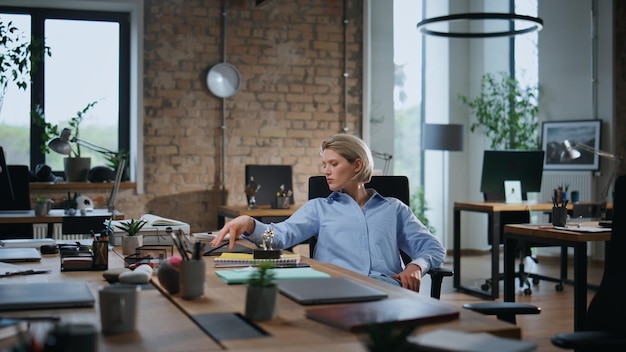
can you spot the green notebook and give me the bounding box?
[216,267,331,284]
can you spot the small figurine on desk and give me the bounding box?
[254,223,281,259]
[245,177,261,209]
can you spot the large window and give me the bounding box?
[0,7,130,175]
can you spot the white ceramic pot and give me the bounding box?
[121,235,143,256]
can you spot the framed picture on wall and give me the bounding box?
[541,119,602,171]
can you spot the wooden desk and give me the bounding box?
[453,201,558,300]
[0,247,219,352]
[217,204,301,228]
[151,246,521,351]
[503,223,610,332]
[0,209,123,238]
[1,244,521,351]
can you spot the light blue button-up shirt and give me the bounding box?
[244,189,446,282]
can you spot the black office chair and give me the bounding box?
[307,175,453,299]
[550,174,626,350]
[0,165,34,239]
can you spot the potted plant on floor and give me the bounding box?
[458,72,539,150]
[115,218,147,256]
[245,262,278,321]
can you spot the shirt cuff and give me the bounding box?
[409,258,430,276]
[241,219,267,244]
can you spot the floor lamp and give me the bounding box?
[423,123,464,247]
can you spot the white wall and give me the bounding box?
[366,0,613,252]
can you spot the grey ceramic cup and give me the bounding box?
[99,285,140,334]
[179,260,206,300]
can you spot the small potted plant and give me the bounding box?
[115,218,147,255]
[34,197,54,216]
[244,262,278,321]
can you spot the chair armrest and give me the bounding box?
[427,267,453,299]
[463,302,541,324]
[552,331,626,349]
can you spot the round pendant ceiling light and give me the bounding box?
[416,13,543,38]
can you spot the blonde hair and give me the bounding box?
[320,134,374,183]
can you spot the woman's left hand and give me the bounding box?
[391,264,422,292]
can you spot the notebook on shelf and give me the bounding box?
[0,281,95,311]
[278,277,388,305]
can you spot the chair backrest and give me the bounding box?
[307,175,411,262]
[584,174,626,332]
[308,175,410,206]
[0,165,31,211]
[244,165,293,207]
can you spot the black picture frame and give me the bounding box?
[541,119,602,171]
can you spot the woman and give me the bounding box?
[211,134,445,292]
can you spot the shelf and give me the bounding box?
[30,182,136,191]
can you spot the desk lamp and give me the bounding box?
[48,128,126,213]
[561,140,623,215]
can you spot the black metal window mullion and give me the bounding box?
[1,6,130,174]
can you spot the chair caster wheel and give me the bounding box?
[481,283,490,291]
[523,288,532,295]
[532,277,540,285]
[555,283,564,292]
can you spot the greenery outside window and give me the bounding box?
[0,7,130,178]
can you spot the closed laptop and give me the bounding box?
[0,247,42,262]
[278,277,388,305]
[0,281,95,311]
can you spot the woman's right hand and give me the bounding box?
[210,215,256,250]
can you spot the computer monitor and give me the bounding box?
[244,165,294,207]
[0,146,16,203]
[480,150,545,201]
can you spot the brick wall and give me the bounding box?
[137,0,363,232]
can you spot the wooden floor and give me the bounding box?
[428,252,605,352]
[291,245,605,351]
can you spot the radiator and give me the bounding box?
[32,224,64,239]
[33,224,48,239]
[539,171,593,203]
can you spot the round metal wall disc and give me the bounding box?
[206,62,241,98]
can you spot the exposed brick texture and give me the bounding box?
[139,0,363,231]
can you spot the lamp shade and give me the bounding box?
[48,128,73,156]
[560,140,582,162]
[423,124,464,151]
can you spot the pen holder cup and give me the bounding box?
[179,260,205,300]
[92,240,109,270]
[552,207,568,227]
[273,196,290,209]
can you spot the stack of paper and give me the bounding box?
[213,252,301,267]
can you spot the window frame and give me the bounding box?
[0,6,131,177]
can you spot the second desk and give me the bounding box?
[453,201,557,300]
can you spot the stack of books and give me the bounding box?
[213,252,301,267]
